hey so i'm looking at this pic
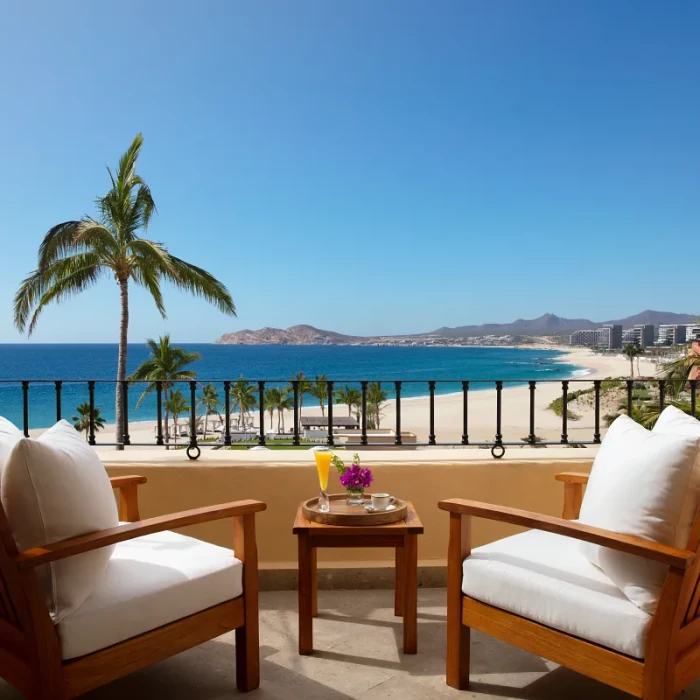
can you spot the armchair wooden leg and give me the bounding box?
[446,512,471,689]
[234,514,260,692]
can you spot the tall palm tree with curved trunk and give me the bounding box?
[13,134,235,448]
[622,343,641,378]
[231,378,258,428]
[367,381,388,429]
[128,335,201,446]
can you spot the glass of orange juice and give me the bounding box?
[314,449,332,512]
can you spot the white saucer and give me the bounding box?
[365,504,397,513]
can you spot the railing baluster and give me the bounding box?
[156,381,164,446]
[361,381,368,446]
[593,380,601,443]
[627,379,633,416]
[692,380,698,418]
[189,380,197,449]
[292,380,300,446]
[88,380,96,446]
[528,381,536,444]
[21,381,29,437]
[327,380,334,447]
[55,380,62,422]
[561,380,569,444]
[428,381,436,445]
[121,380,131,446]
[258,381,266,446]
[223,380,231,447]
[395,381,402,446]
[461,381,469,445]
[495,381,503,446]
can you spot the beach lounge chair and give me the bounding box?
[440,409,700,698]
[0,418,266,698]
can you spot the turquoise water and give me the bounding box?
[0,344,585,429]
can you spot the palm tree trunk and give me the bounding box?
[115,278,129,450]
[164,410,170,450]
[630,357,634,377]
[277,409,281,433]
[204,413,208,440]
[320,399,325,418]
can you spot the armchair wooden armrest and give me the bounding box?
[109,474,148,522]
[438,498,694,569]
[555,471,590,519]
[15,499,267,570]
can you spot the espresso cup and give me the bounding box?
[371,493,395,511]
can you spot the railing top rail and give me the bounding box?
[0,377,669,384]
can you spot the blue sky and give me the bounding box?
[0,0,698,343]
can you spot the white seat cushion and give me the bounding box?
[56,529,243,660]
[0,417,22,467]
[462,529,651,658]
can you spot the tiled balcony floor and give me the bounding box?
[3,589,700,699]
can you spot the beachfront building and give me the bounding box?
[569,323,621,349]
[630,324,655,349]
[568,329,598,346]
[657,324,688,346]
[688,325,700,342]
[598,324,622,349]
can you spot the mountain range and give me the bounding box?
[432,310,698,337]
[214,311,698,345]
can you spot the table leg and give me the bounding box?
[298,534,314,654]
[403,534,418,654]
[394,546,405,617]
[311,547,318,617]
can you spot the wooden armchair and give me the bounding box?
[0,475,266,699]
[440,471,700,699]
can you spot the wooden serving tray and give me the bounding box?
[302,494,408,526]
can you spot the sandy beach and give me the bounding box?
[60,347,661,453]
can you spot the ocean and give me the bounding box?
[0,344,586,429]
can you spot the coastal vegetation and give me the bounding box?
[231,378,258,428]
[129,335,201,447]
[164,389,190,445]
[622,343,642,377]
[335,385,362,419]
[310,375,328,417]
[198,384,222,440]
[13,134,235,449]
[72,403,105,440]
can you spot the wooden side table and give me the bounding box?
[292,501,424,655]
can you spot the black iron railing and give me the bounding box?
[1,377,696,460]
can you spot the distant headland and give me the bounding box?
[214,310,698,347]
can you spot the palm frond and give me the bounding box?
[15,253,103,334]
[162,255,236,316]
[37,221,83,269]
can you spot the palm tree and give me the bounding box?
[335,385,362,419]
[128,335,201,446]
[71,403,106,441]
[13,134,235,448]
[662,351,700,399]
[263,387,293,433]
[290,371,312,433]
[622,343,641,378]
[197,384,221,440]
[231,377,258,428]
[164,389,189,445]
[309,374,328,417]
[367,381,388,429]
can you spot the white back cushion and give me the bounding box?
[1,420,119,622]
[0,417,22,467]
[653,405,700,547]
[578,415,699,614]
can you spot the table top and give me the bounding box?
[293,500,424,536]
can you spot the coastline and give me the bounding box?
[46,346,659,452]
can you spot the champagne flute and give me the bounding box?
[314,449,332,512]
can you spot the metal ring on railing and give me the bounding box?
[186,446,201,461]
[491,444,506,459]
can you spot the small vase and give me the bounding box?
[345,487,365,506]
